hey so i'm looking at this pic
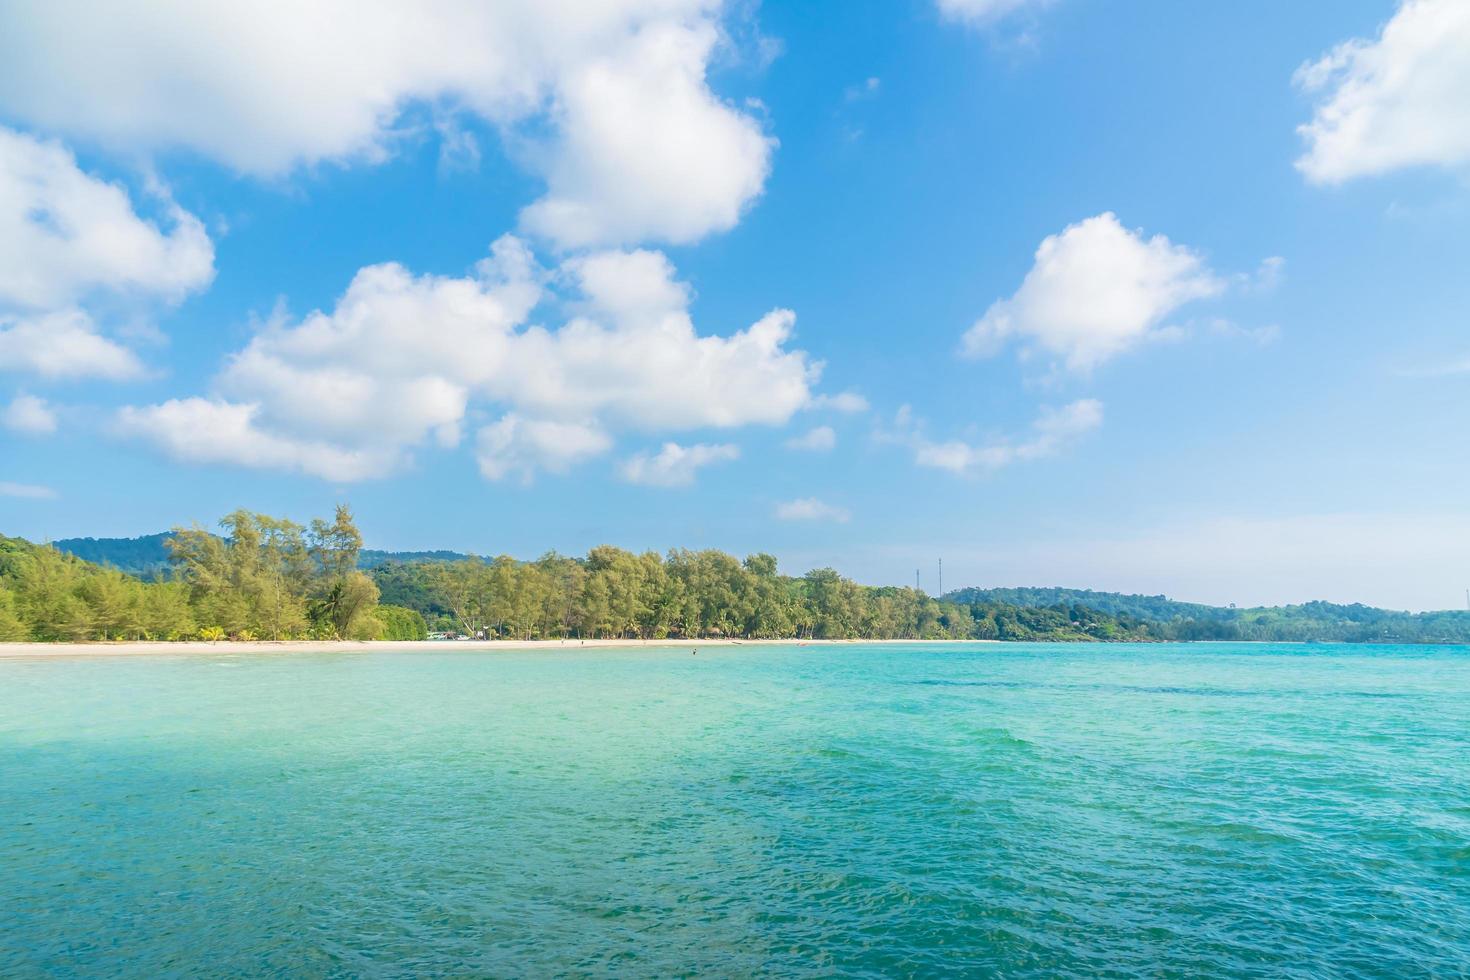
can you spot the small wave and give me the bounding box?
[905,678,1410,700]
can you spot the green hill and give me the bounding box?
[51,533,178,578]
[51,534,468,577]
[945,587,1470,643]
[945,587,1224,622]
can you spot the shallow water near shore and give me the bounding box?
[2,642,1467,977]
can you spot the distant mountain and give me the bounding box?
[51,533,177,578]
[51,534,468,577]
[357,549,469,569]
[943,586,1470,643]
[944,587,1226,622]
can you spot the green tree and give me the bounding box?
[141,581,196,640]
[307,506,373,637]
[13,546,90,640]
[78,568,143,640]
[375,604,429,640]
[0,585,28,641]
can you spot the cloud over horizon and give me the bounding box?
[116,238,827,482]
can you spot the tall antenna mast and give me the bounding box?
[916,568,921,592]
[938,558,943,598]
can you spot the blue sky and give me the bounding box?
[2,0,1468,610]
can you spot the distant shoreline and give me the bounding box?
[4,638,1464,659]
[0,637,1002,659]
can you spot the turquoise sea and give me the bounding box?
[2,643,1467,977]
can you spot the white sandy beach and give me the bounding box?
[0,637,995,658]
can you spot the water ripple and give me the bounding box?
[1,642,1467,977]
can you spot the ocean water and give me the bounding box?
[1,643,1467,978]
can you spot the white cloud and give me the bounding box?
[0,126,213,311]
[117,239,828,481]
[434,117,482,176]
[0,481,57,499]
[784,425,836,452]
[809,391,869,413]
[961,213,1222,372]
[936,0,1054,26]
[2,394,57,435]
[0,1,771,248]
[0,309,146,380]
[1247,255,1286,292]
[1295,0,1470,184]
[0,126,212,384]
[518,20,773,248]
[490,250,816,430]
[476,414,612,483]
[775,497,850,522]
[905,399,1103,475]
[114,398,397,482]
[619,441,739,487]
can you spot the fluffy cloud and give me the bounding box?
[2,394,57,435]
[0,310,145,380]
[0,127,213,311]
[961,213,1221,372]
[902,399,1103,475]
[1296,0,1470,183]
[0,126,213,382]
[809,391,869,413]
[936,0,1054,26]
[775,497,850,522]
[114,399,397,482]
[476,415,613,484]
[118,239,825,481]
[620,441,739,487]
[519,20,773,247]
[506,250,813,428]
[0,1,771,248]
[784,426,836,452]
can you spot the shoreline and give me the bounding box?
[3,638,1459,659]
[0,637,1000,659]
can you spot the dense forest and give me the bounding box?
[50,533,471,577]
[366,550,1160,642]
[6,509,1149,642]
[5,514,1469,644]
[0,509,427,643]
[948,587,1470,644]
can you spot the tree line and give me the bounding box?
[0,508,426,642]
[369,547,1154,641]
[10,507,1464,644]
[0,507,1151,642]
[948,587,1470,644]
